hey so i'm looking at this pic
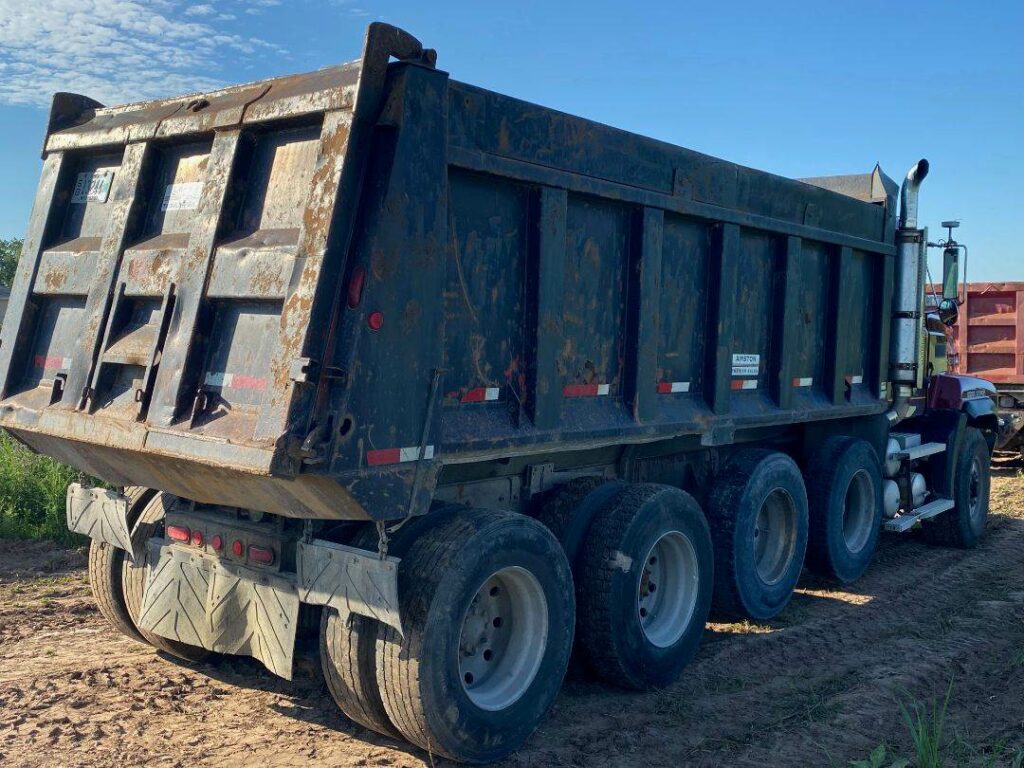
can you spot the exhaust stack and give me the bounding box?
[889,159,930,405]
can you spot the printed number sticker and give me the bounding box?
[160,182,203,212]
[731,353,760,377]
[71,170,114,204]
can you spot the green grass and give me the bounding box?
[898,680,953,768]
[0,431,88,544]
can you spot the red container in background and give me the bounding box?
[942,282,1024,387]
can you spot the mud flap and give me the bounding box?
[137,542,300,679]
[296,538,402,635]
[66,483,135,557]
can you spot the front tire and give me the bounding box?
[922,427,991,548]
[375,509,574,764]
[577,484,713,690]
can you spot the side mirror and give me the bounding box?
[938,298,959,327]
[942,245,960,300]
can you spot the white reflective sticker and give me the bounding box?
[161,181,203,212]
[732,353,760,377]
[71,170,114,204]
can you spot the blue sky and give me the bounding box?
[0,0,1020,280]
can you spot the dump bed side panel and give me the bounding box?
[324,75,896,507]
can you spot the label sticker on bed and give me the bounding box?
[71,170,114,204]
[161,182,203,212]
[731,353,760,377]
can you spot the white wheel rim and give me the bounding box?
[753,489,798,586]
[843,469,875,554]
[637,531,700,648]
[458,566,549,711]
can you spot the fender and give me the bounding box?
[928,373,999,448]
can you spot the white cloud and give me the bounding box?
[0,0,286,108]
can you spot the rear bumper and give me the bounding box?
[15,418,370,519]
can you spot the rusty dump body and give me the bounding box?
[0,23,899,523]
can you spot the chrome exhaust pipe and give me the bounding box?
[889,160,930,412]
[899,159,929,229]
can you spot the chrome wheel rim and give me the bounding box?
[843,469,875,554]
[458,566,548,711]
[637,531,700,648]
[967,458,983,523]
[754,489,798,586]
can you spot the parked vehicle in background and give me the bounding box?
[937,281,1024,458]
[0,22,1000,764]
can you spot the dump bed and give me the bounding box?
[0,23,897,522]
[942,282,1024,389]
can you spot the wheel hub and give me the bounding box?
[637,531,699,648]
[842,469,875,554]
[753,489,798,586]
[458,566,548,711]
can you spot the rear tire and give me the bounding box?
[88,486,155,643]
[122,493,209,663]
[577,484,713,690]
[375,509,574,764]
[320,525,399,739]
[707,449,809,621]
[319,512,459,739]
[922,427,991,548]
[805,438,884,583]
[535,477,625,571]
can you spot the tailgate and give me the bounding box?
[0,24,432,479]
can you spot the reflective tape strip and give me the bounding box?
[792,377,814,387]
[462,387,501,403]
[563,383,611,398]
[731,379,757,391]
[34,355,72,371]
[367,445,435,466]
[657,381,691,394]
[204,372,267,390]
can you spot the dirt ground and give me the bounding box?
[1,474,1023,768]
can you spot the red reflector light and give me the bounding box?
[367,310,384,331]
[231,539,243,557]
[347,266,366,308]
[190,530,204,547]
[247,545,275,565]
[167,525,190,543]
[211,535,223,551]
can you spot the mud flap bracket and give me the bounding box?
[137,543,300,679]
[296,538,402,635]
[65,483,136,558]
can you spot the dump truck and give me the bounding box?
[0,22,1000,764]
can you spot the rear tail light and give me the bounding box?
[367,310,384,331]
[211,535,224,551]
[190,530,204,547]
[231,539,244,557]
[247,545,275,565]
[167,525,190,543]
